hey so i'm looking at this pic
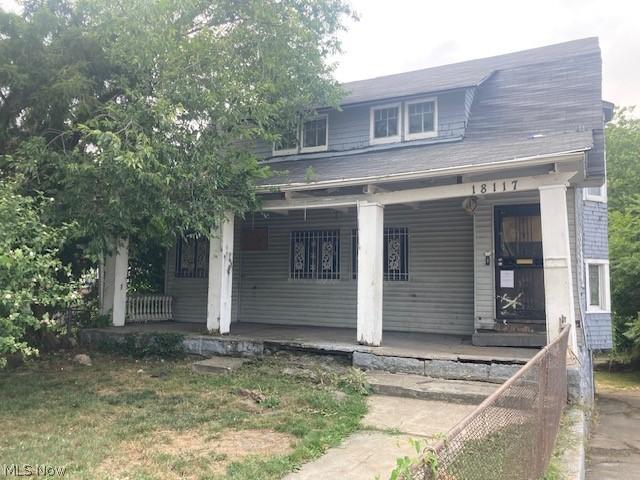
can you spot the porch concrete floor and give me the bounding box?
[98,321,537,363]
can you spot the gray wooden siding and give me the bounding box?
[253,90,468,160]
[464,87,476,121]
[237,200,474,335]
[165,223,242,324]
[581,190,613,349]
[473,189,581,331]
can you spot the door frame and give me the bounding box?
[493,203,546,323]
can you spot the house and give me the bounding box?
[100,38,613,368]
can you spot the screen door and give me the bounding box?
[494,204,546,322]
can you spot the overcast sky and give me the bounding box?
[2,0,638,108]
[333,0,640,108]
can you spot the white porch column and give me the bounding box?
[207,211,235,334]
[539,185,578,353]
[100,239,129,327]
[357,201,384,346]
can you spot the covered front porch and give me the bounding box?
[99,163,582,356]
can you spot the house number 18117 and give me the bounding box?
[472,180,518,195]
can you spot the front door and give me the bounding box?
[494,204,546,323]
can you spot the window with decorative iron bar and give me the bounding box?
[175,237,209,278]
[289,230,340,280]
[351,227,409,281]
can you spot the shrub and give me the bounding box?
[0,183,77,367]
[97,332,185,358]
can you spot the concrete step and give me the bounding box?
[192,356,248,374]
[366,370,498,405]
[472,332,546,348]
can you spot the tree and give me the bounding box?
[606,108,640,352]
[0,0,353,362]
[0,0,353,253]
[0,182,76,366]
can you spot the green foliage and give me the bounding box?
[338,366,371,395]
[0,0,353,253]
[128,240,166,294]
[0,182,76,367]
[606,108,640,354]
[0,0,353,355]
[97,332,185,358]
[387,438,439,480]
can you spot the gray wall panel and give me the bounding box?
[236,200,474,335]
[253,90,468,160]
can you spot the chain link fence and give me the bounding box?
[416,326,570,480]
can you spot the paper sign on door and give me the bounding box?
[500,270,515,288]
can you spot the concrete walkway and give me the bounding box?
[587,389,640,480]
[285,395,476,480]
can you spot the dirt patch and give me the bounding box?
[97,428,295,479]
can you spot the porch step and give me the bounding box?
[352,351,522,383]
[472,332,546,348]
[366,371,498,405]
[192,356,248,374]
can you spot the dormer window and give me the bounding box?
[370,104,401,145]
[273,115,328,156]
[273,126,299,156]
[405,98,437,140]
[301,115,328,153]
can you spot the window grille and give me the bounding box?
[175,237,209,278]
[351,227,409,281]
[290,230,340,280]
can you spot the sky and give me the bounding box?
[332,0,640,108]
[1,0,638,108]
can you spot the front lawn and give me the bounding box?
[0,353,368,479]
[594,368,640,390]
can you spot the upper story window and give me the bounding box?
[273,126,299,156]
[302,115,328,152]
[273,115,328,156]
[405,98,437,140]
[370,104,401,144]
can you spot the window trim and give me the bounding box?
[300,114,329,153]
[583,183,607,203]
[272,124,300,157]
[404,97,438,141]
[369,103,402,145]
[585,259,611,313]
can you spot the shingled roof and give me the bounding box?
[261,38,604,189]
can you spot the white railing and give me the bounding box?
[126,295,174,322]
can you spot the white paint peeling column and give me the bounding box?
[539,185,578,353]
[356,201,384,346]
[100,239,129,327]
[207,211,235,334]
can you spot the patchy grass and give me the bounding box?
[0,352,368,479]
[594,369,640,391]
[542,410,580,480]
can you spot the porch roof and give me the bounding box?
[259,131,593,190]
